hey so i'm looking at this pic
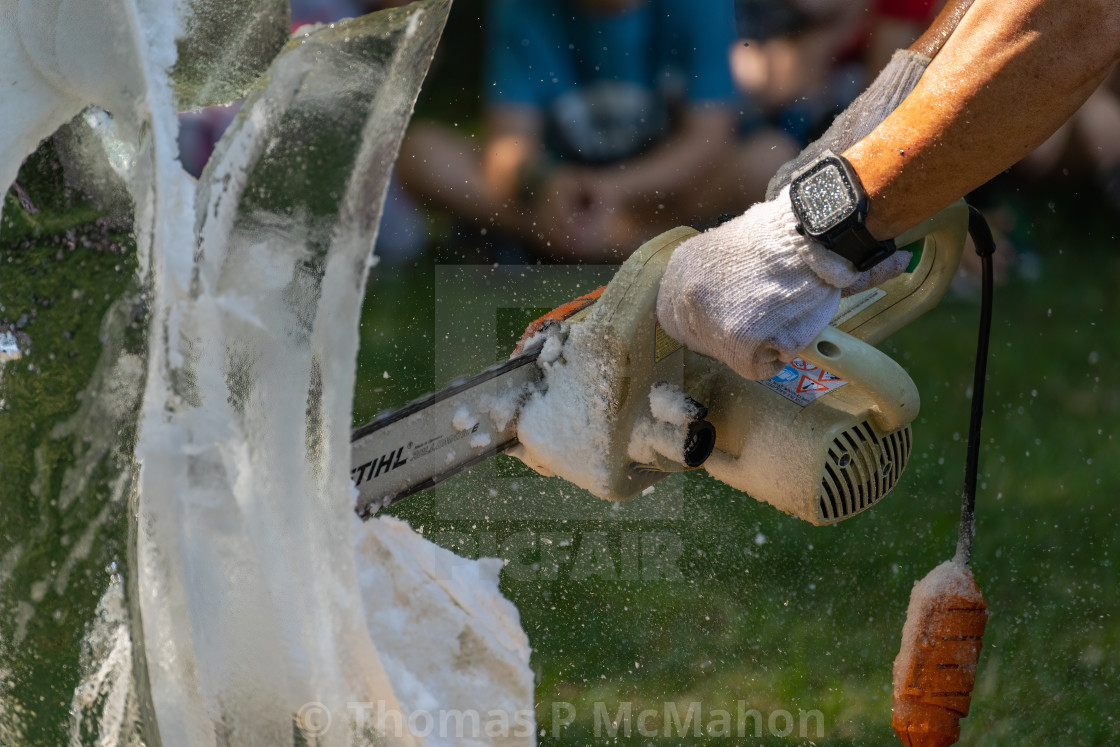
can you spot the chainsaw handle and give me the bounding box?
[800,325,919,433]
[833,199,969,345]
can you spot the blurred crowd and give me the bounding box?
[178,0,1120,267]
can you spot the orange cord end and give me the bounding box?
[512,285,607,355]
[892,562,989,747]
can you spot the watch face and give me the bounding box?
[790,161,858,236]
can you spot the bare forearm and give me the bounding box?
[910,0,976,58]
[848,0,1120,239]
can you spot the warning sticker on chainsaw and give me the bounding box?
[760,358,848,406]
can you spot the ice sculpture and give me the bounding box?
[0,1,535,744]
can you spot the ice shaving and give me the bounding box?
[627,382,704,464]
[513,321,619,495]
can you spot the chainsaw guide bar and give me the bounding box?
[351,343,544,520]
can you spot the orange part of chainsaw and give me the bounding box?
[512,284,607,355]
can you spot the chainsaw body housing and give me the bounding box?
[515,201,968,525]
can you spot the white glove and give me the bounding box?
[766,50,930,200]
[656,186,910,380]
[658,51,927,381]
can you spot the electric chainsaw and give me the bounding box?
[352,200,968,525]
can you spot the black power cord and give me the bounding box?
[955,205,997,565]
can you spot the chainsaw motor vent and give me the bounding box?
[818,421,912,523]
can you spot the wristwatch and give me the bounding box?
[788,151,896,272]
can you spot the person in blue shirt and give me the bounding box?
[398,0,797,261]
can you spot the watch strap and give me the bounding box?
[818,219,897,273]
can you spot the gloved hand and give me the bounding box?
[658,49,929,381]
[766,49,930,200]
[656,186,910,380]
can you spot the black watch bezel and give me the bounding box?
[788,151,896,273]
